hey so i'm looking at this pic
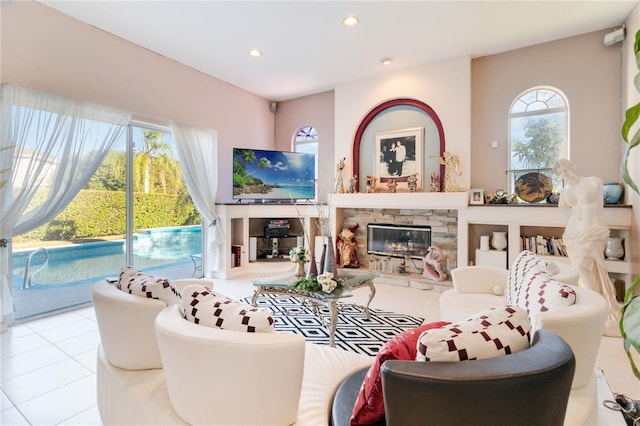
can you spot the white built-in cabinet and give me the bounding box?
[215,199,634,299]
[213,203,319,279]
[459,205,634,298]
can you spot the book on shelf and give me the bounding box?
[520,235,568,257]
[231,245,244,267]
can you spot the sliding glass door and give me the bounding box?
[12,122,201,322]
[128,124,202,276]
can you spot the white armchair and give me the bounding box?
[93,280,167,370]
[439,264,608,425]
[93,278,214,370]
[155,304,306,426]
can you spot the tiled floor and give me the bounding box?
[1,262,638,425]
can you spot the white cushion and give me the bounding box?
[417,306,530,362]
[506,251,576,313]
[118,266,181,305]
[181,285,275,332]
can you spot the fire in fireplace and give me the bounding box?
[367,223,432,260]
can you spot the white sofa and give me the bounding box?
[439,259,608,426]
[94,280,373,425]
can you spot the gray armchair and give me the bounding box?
[332,329,575,426]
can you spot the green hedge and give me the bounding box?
[19,190,200,241]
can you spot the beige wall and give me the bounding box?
[274,91,335,201]
[1,1,274,202]
[472,31,622,193]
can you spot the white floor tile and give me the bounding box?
[1,344,69,382]
[57,405,102,426]
[24,311,87,333]
[74,307,97,322]
[37,319,98,344]
[17,375,97,426]
[0,406,30,425]
[0,324,34,341]
[74,348,98,373]
[1,390,13,412]
[55,330,100,357]
[0,333,51,360]
[2,358,92,405]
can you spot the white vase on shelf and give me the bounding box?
[604,237,624,260]
[491,231,508,251]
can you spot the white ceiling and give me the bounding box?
[38,0,636,102]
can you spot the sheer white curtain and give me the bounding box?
[170,123,223,277]
[0,84,131,331]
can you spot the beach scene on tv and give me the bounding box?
[233,148,316,201]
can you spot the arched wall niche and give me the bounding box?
[352,98,445,191]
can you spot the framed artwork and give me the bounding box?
[469,188,484,205]
[374,126,424,191]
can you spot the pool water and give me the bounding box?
[12,226,202,288]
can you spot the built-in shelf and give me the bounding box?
[214,198,634,299]
[460,204,634,297]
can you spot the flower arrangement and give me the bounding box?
[291,272,342,294]
[289,246,310,263]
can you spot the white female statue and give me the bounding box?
[554,159,620,336]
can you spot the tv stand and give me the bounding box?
[214,204,320,278]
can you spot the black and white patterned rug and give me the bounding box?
[244,293,424,356]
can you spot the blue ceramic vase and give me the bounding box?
[603,183,623,204]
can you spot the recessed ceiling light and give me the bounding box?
[342,16,359,27]
[381,58,393,65]
[248,49,262,58]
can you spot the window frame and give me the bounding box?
[507,86,569,196]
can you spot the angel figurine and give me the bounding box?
[439,152,464,192]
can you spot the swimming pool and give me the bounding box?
[12,225,202,289]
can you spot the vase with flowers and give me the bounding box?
[289,246,310,277]
[291,272,342,294]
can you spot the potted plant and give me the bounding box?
[620,29,640,383]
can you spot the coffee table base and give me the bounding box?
[251,280,376,347]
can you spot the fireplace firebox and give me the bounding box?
[367,223,431,260]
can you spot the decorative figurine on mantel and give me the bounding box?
[554,158,620,336]
[407,173,419,192]
[335,157,346,193]
[439,151,465,192]
[349,175,358,193]
[422,245,446,281]
[430,172,440,192]
[365,176,377,193]
[386,178,398,193]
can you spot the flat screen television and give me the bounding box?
[233,148,316,202]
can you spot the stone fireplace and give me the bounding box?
[338,207,458,278]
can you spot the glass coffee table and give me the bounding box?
[251,270,380,347]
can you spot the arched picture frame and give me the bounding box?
[352,98,445,191]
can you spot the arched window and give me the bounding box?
[294,125,318,155]
[508,87,568,197]
[294,125,318,179]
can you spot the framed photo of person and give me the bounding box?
[374,126,424,191]
[469,188,484,205]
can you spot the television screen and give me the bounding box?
[233,148,316,201]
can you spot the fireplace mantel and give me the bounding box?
[329,192,469,209]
